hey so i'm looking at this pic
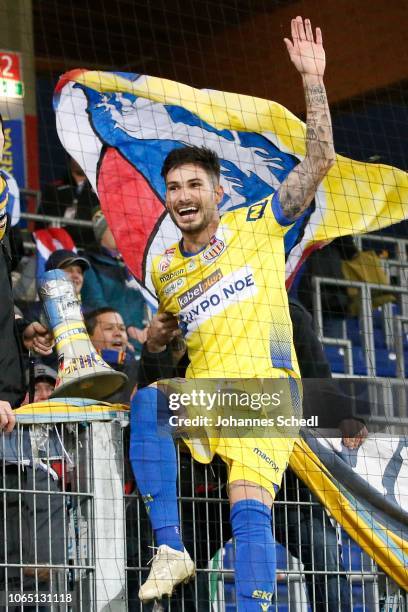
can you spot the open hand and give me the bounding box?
[284,17,326,78]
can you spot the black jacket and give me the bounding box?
[137,345,175,389]
[104,354,140,404]
[0,222,26,406]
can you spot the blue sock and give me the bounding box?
[231,499,276,611]
[129,386,184,552]
[155,525,183,551]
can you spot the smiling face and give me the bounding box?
[90,311,128,352]
[62,264,84,295]
[165,163,223,237]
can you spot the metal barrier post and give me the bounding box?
[360,284,376,377]
[393,316,408,421]
[312,277,354,374]
[91,421,127,611]
[393,316,408,381]
[287,556,309,612]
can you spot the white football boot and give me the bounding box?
[139,545,195,603]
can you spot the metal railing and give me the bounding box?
[1,413,407,611]
[312,276,408,378]
[355,234,408,317]
[19,212,93,229]
[1,417,126,611]
[355,234,408,264]
[17,211,93,253]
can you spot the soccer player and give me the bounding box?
[130,16,335,609]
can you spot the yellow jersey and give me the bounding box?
[152,191,301,379]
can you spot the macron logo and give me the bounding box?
[253,448,279,472]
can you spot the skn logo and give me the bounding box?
[202,236,225,262]
[246,200,268,222]
[252,590,273,610]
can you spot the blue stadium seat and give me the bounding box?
[324,345,408,377]
[346,316,388,349]
[352,347,368,375]
[323,345,347,374]
[374,327,388,349]
[375,348,397,377]
[346,317,362,345]
[372,308,384,329]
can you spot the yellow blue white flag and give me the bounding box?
[53,70,408,307]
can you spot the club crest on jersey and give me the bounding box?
[202,237,225,262]
[158,247,176,273]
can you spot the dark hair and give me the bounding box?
[161,146,220,183]
[84,307,121,336]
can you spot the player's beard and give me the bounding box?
[168,206,211,236]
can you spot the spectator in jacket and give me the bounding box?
[84,307,139,403]
[0,117,58,609]
[36,158,98,249]
[81,209,146,356]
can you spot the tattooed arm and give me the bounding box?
[278,17,335,221]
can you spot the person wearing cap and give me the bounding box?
[45,248,89,296]
[81,208,146,357]
[22,363,57,404]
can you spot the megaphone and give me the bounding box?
[38,269,127,400]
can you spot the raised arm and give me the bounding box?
[279,16,335,221]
